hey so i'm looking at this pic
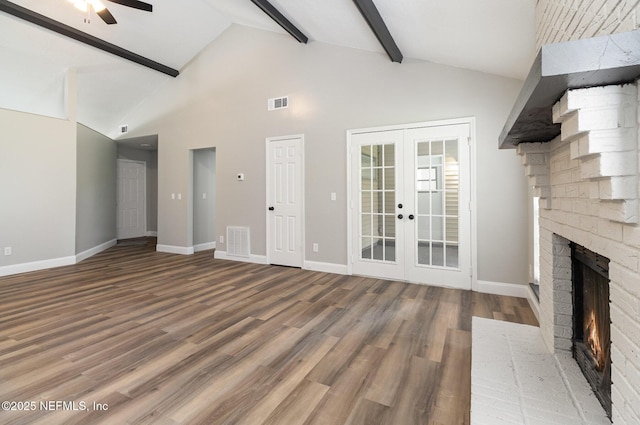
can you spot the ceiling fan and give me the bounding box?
[68,0,152,25]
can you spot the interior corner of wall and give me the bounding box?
[64,68,78,123]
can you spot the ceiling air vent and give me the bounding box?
[268,96,288,111]
[120,124,129,134]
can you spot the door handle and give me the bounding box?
[408,214,414,220]
[397,214,403,219]
[268,206,275,211]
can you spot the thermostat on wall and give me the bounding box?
[237,173,244,181]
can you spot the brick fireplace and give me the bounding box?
[517,83,640,424]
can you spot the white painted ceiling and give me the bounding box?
[0,0,535,138]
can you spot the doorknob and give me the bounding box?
[408,214,414,220]
[268,206,275,211]
[397,214,403,219]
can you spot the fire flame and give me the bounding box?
[585,310,603,371]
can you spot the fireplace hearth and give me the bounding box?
[572,243,611,419]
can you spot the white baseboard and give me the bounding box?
[0,238,118,277]
[76,239,117,263]
[145,231,158,237]
[194,242,216,252]
[156,244,195,255]
[476,280,529,298]
[214,250,268,264]
[303,261,348,275]
[0,255,76,277]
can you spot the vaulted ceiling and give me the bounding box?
[0,0,535,137]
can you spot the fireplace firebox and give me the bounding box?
[571,243,611,419]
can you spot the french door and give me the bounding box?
[350,122,471,289]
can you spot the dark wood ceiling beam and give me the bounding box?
[352,0,402,63]
[250,0,308,44]
[0,0,179,77]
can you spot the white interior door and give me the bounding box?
[351,122,472,289]
[267,136,304,267]
[117,159,146,240]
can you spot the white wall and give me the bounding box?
[119,24,530,285]
[76,124,117,254]
[0,108,76,274]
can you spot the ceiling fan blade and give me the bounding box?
[97,8,117,24]
[107,0,152,12]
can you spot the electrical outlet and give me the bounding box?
[219,235,224,244]
[312,243,319,253]
[4,247,12,256]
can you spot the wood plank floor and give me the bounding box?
[0,239,538,425]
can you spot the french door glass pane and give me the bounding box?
[384,215,396,237]
[416,138,460,269]
[361,214,372,237]
[361,191,371,213]
[360,143,396,262]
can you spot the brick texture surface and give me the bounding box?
[518,83,640,424]
[536,0,640,50]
